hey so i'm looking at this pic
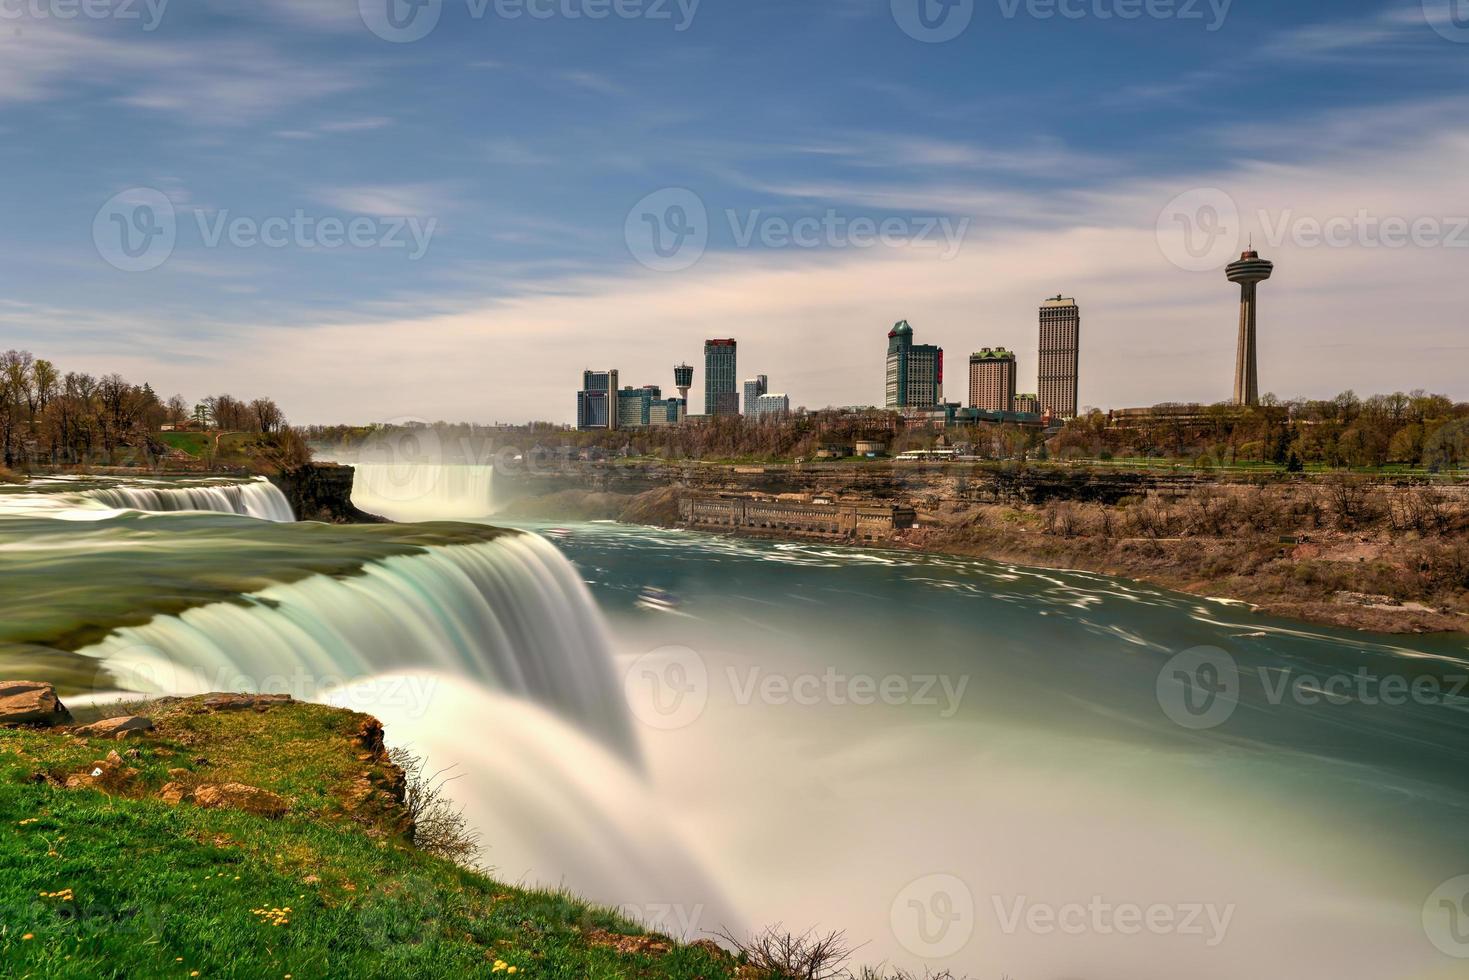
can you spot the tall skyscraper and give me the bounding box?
[1014,393,1041,416]
[704,339,739,416]
[968,347,1017,412]
[743,375,768,416]
[1226,249,1274,407]
[885,320,943,409]
[576,368,619,430]
[1037,297,1080,419]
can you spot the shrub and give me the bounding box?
[390,747,481,867]
[715,926,960,980]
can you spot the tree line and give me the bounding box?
[1054,391,1469,471]
[1,349,293,470]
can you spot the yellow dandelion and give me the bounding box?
[507,969,518,975]
[21,934,34,941]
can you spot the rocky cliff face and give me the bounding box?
[270,463,385,524]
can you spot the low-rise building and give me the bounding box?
[680,494,917,542]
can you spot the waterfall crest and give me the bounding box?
[0,478,295,522]
[347,462,496,522]
[86,479,295,522]
[78,532,636,757]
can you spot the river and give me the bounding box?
[2,471,1467,978]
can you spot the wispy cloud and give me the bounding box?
[0,21,360,123]
[314,183,457,217]
[274,116,394,140]
[75,105,1466,423]
[559,70,629,96]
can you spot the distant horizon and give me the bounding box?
[5,1,1466,426]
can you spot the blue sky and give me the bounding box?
[1,0,1466,423]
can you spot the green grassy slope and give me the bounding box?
[0,696,736,979]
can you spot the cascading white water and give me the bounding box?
[86,479,295,522]
[77,532,635,757]
[346,462,495,522]
[325,672,742,939]
[0,477,295,522]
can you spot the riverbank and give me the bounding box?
[496,475,1469,635]
[0,688,738,977]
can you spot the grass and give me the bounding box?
[155,432,212,459]
[0,696,737,979]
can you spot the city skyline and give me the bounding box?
[4,2,1465,425]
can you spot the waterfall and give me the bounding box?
[85,479,296,522]
[347,462,496,522]
[77,532,636,758]
[0,477,295,522]
[325,672,742,938]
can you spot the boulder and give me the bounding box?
[192,782,289,819]
[75,716,154,739]
[64,749,139,792]
[200,693,293,713]
[0,681,73,727]
[158,782,188,805]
